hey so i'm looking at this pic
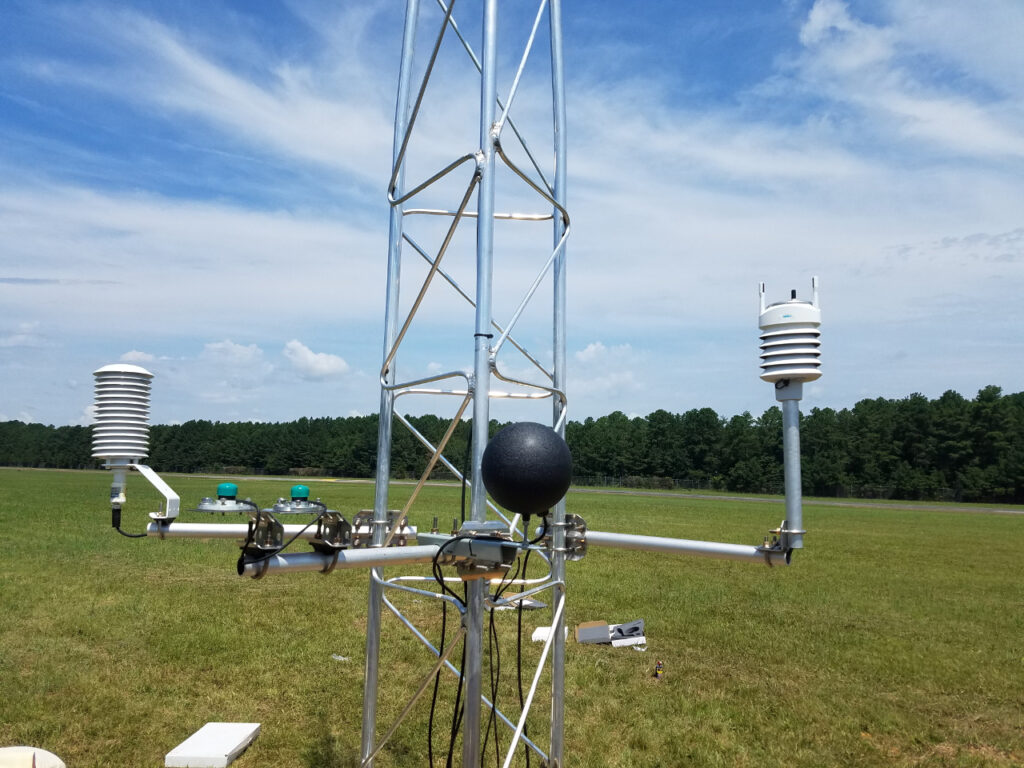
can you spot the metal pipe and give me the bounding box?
[381,597,548,761]
[402,232,553,378]
[240,545,440,578]
[493,0,548,136]
[502,593,565,768]
[485,578,562,609]
[388,153,476,206]
[145,522,307,540]
[360,624,467,768]
[404,209,553,221]
[433,0,554,195]
[549,1,569,761]
[781,394,805,550]
[489,146,570,358]
[382,393,472,548]
[363,2,420,763]
[382,369,469,392]
[378,574,466,610]
[386,0,458,199]
[145,522,416,541]
[392,412,513,528]
[464,4,500,764]
[585,530,791,566]
[382,175,479,377]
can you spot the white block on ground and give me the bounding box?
[610,635,646,647]
[531,626,569,643]
[165,723,260,768]
[0,747,65,768]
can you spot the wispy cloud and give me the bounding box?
[791,0,1024,160]
[0,183,385,338]
[14,4,396,185]
[0,322,49,348]
[120,350,155,363]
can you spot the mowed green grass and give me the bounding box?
[0,468,1021,767]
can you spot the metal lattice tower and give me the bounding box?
[90,5,815,765]
[363,1,570,765]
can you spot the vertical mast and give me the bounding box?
[548,0,569,763]
[361,1,421,763]
[464,2,500,763]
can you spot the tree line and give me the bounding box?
[2,386,1021,503]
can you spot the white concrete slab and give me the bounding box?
[165,722,260,768]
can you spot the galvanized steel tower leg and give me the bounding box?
[464,2,500,765]
[361,2,420,763]
[548,0,569,764]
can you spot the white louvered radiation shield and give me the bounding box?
[92,364,153,461]
[758,277,821,384]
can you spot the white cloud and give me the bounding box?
[79,403,97,426]
[574,342,636,365]
[575,342,606,364]
[2,409,38,423]
[201,339,265,367]
[120,349,155,362]
[283,340,349,380]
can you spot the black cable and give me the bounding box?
[432,536,469,608]
[236,500,328,573]
[427,597,449,766]
[482,556,521,767]
[525,513,549,547]
[111,505,147,538]
[460,429,471,524]
[445,582,468,768]
[517,547,532,767]
[430,537,475,767]
[483,598,496,764]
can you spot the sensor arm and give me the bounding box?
[144,521,416,541]
[238,545,441,578]
[585,529,790,566]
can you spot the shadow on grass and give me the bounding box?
[301,709,361,768]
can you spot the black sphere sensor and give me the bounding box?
[481,422,572,517]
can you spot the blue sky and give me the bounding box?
[2,0,1023,427]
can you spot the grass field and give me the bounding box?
[1,468,1021,767]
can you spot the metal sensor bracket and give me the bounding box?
[422,522,519,581]
[242,509,284,557]
[310,512,353,554]
[352,510,411,548]
[768,519,806,552]
[540,514,588,561]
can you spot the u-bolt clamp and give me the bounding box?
[321,550,340,575]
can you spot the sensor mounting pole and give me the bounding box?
[759,277,820,551]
